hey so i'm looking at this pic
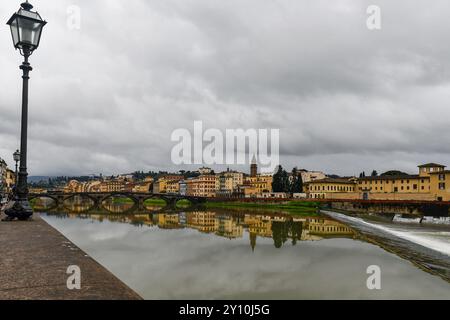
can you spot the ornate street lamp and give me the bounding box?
[4,1,46,221]
[13,150,20,187]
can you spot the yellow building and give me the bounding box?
[223,170,244,189]
[187,175,217,197]
[357,163,447,201]
[307,163,450,201]
[236,184,259,198]
[166,179,180,194]
[245,174,273,194]
[99,179,124,192]
[5,169,16,193]
[358,175,430,194]
[215,174,234,197]
[427,165,450,201]
[132,177,154,193]
[306,178,357,199]
[153,175,183,194]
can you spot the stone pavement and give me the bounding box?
[0,213,142,300]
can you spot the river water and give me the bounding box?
[38,203,450,300]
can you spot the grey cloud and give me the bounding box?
[1,0,450,176]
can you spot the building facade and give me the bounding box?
[306,163,450,201]
[306,178,357,199]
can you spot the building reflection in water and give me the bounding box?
[44,205,357,250]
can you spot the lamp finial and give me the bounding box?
[21,1,33,11]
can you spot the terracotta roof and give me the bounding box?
[418,163,446,168]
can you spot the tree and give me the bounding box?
[380,170,408,177]
[371,170,378,177]
[272,166,290,193]
[359,171,366,178]
[290,167,303,194]
[272,166,283,192]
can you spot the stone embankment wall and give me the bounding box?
[329,201,450,217]
[324,192,435,201]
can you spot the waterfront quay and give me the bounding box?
[0,212,142,300]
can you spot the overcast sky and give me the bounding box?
[1,0,450,176]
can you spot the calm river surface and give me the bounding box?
[39,204,450,300]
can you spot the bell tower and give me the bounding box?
[250,155,258,177]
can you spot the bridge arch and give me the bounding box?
[99,193,140,210]
[28,195,59,210]
[63,193,98,205]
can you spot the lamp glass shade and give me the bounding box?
[13,151,20,162]
[7,8,46,53]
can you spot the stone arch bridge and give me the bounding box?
[28,192,207,211]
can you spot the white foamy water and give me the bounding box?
[322,211,450,257]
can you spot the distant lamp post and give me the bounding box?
[4,1,46,221]
[13,150,20,186]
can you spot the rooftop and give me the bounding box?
[306,178,356,185]
[418,163,446,168]
[359,174,421,181]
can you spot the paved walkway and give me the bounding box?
[0,213,142,300]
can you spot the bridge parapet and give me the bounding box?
[28,192,208,211]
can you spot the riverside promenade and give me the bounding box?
[0,213,142,300]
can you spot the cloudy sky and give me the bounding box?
[1,0,450,176]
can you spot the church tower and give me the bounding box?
[250,155,258,177]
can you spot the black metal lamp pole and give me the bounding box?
[15,47,32,216]
[4,1,46,221]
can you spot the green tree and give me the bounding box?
[272,166,283,192]
[273,166,291,193]
[290,167,303,194]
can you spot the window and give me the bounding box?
[439,174,445,181]
[413,184,418,190]
[439,183,446,190]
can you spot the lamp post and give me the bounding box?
[4,1,46,221]
[13,150,20,187]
